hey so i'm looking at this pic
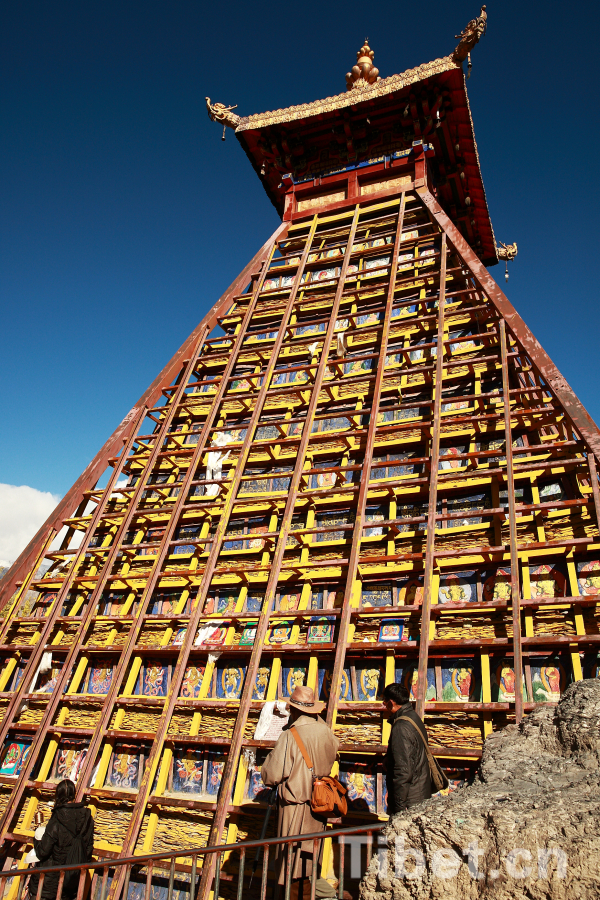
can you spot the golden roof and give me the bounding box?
[236,55,459,132]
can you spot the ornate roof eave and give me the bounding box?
[234,55,460,133]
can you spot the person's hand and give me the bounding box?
[34,825,45,840]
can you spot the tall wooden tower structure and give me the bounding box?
[1,8,600,898]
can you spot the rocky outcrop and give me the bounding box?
[361,679,600,899]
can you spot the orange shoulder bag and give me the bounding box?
[290,727,348,817]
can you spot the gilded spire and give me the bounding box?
[345,40,381,92]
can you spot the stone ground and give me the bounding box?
[360,679,600,899]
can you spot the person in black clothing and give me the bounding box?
[382,682,432,814]
[29,780,94,900]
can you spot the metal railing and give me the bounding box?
[1,822,385,900]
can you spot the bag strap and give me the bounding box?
[290,727,313,771]
[396,715,439,779]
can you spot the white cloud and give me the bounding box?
[0,483,61,568]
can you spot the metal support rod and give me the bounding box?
[212,853,221,900]
[168,857,176,900]
[100,867,110,900]
[121,866,131,900]
[499,318,524,723]
[310,838,318,900]
[284,843,293,900]
[260,846,269,900]
[236,849,246,900]
[415,231,447,718]
[144,861,154,900]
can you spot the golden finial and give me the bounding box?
[345,40,380,92]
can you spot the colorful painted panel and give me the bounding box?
[281,666,307,697]
[11,661,27,691]
[529,564,567,600]
[482,567,512,603]
[245,752,270,802]
[530,658,570,703]
[0,741,31,777]
[355,665,382,701]
[438,571,477,605]
[171,626,187,646]
[194,622,227,646]
[106,744,143,790]
[253,666,271,701]
[35,661,63,694]
[307,618,334,644]
[398,578,424,607]
[239,624,257,647]
[396,665,436,701]
[210,591,238,615]
[361,584,392,608]
[52,741,88,783]
[339,762,376,813]
[173,749,204,794]
[318,667,351,701]
[278,591,301,612]
[245,593,264,613]
[311,589,344,610]
[378,620,404,642]
[216,665,246,700]
[490,659,527,702]
[179,665,205,698]
[577,560,600,595]
[438,446,467,471]
[344,358,373,377]
[441,660,479,702]
[268,621,293,644]
[137,661,169,697]
[86,661,114,695]
[205,753,226,796]
[98,591,128,616]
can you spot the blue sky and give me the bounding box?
[1,0,599,558]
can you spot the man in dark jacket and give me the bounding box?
[30,780,94,900]
[383,682,432,814]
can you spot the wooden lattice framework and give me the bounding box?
[1,26,600,900]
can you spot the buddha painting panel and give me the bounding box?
[396,666,436,701]
[531,659,568,703]
[441,660,478,702]
[173,749,204,794]
[577,560,600,596]
[482,568,512,603]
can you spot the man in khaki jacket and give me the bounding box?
[262,685,339,899]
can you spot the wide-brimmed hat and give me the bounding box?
[288,685,326,715]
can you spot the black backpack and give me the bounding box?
[61,817,88,895]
